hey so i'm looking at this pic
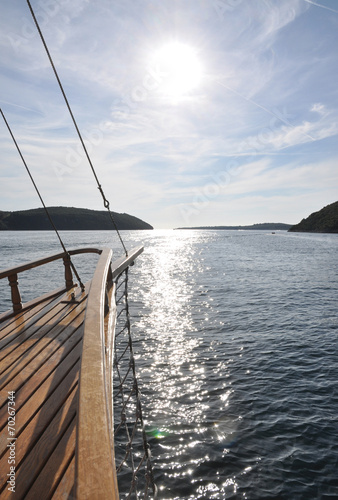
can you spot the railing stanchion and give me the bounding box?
[63,254,74,290]
[8,273,22,313]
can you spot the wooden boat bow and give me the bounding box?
[76,246,143,499]
[0,246,143,499]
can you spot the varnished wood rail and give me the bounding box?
[76,246,143,499]
[0,244,143,497]
[0,248,102,316]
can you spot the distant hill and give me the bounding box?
[288,201,338,233]
[176,223,292,230]
[0,207,153,231]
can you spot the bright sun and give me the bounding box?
[151,42,202,99]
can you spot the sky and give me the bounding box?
[0,0,337,229]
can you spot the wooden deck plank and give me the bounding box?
[0,309,27,332]
[24,417,76,500]
[0,333,83,431]
[0,287,67,331]
[0,246,138,498]
[0,246,133,499]
[52,455,76,500]
[0,286,83,497]
[0,299,70,363]
[0,294,58,333]
[0,360,79,461]
[0,286,85,362]
[0,290,86,379]
[0,299,86,398]
[0,383,78,498]
[0,321,83,411]
[0,290,68,344]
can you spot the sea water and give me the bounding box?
[0,229,337,499]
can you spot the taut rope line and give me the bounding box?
[0,107,85,292]
[23,4,157,496]
[26,0,128,257]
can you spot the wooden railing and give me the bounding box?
[76,246,143,500]
[0,244,144,497]
[0,248,102,315]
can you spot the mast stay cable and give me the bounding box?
[26,0,128,257]
[0,107,85,292]
[22,5,157,497]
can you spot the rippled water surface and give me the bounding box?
[0,229,337,499]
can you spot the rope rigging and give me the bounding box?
[114,269,158,499]
[4,4,156,495]
[26,0,128,257]
[0,107,85,293]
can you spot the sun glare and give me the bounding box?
[151,42,202,100]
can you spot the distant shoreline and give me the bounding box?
[0,206,153,231]
[175,223,292,231]
[175,200,338,233]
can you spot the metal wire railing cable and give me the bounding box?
[114,268,158,499]
[26,0,128,257]
[0,107,85,293]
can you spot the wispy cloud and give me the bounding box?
[311,103,327,116]
[304,0,338,15]
[1,0,337,227]
[266,117,338,150]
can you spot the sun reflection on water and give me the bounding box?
[129,231,245,498]
[135,236,203,403]
[130,234,217,494]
